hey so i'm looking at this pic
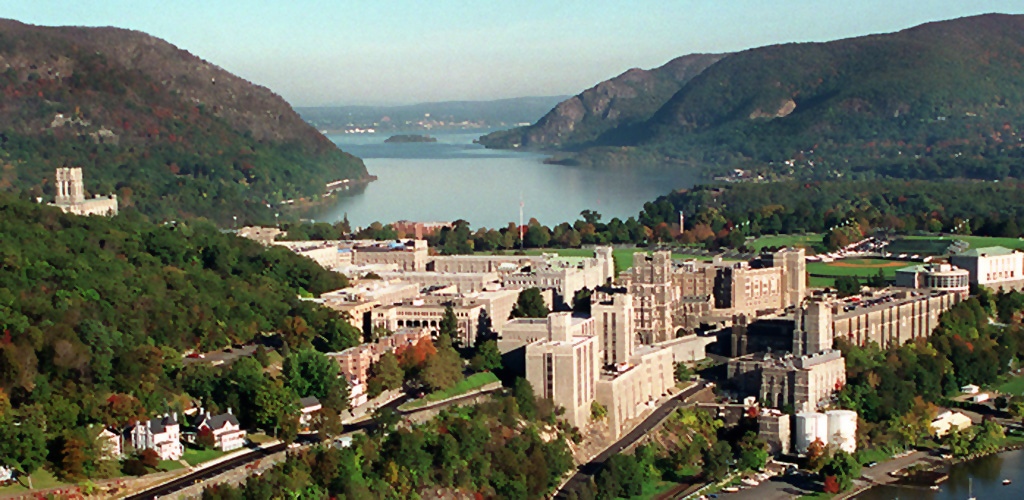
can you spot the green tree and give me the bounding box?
[421,333,463,392]
[514,377,538,420]
[835,276,861,297]
[821,450,861,492]
[253,380,298,438]
[439,305,459,340]
[368,351,404,393]
[511,288,550,319]
[283,349,349,412]
[702,439,732,478]
[591,401,607,421]
[674,362,693,382]
[470,340,502,373]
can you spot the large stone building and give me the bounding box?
[51,167,118,216]
[621,249,808,343]
[595,344,675,437]
[951,246,1024,291]
[373,297,486,345]
[822,289,961,348]
[727,350,846,412]
[525,319,601,428]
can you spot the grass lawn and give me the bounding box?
[806,258,906,279]
[400,371,500,410]
[797,493,833,499]
[157,460,185,471]
[997,373,1024,397]
[809,276,836,288]
[247,432,275,445]
[620,480,687,500]
[751,233,825,253]
[182,447,227,466]
[0,468,67,494]
[855,447,893,466]
[902,234,1024,252]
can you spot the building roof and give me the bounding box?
[147,414,178,434]
[299,396,321,410]
[198,412,240,431]
[957,246,1017,257]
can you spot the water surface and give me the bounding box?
[855,449,1024,499]
[313,131,701,228]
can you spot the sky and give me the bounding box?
[4,1,1024,107]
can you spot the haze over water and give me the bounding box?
[313,131,701,229]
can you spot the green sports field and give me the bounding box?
[900,235,1024,252]
[750,233,825,253]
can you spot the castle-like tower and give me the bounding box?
[55,167,86,205]
[51,167,118,216]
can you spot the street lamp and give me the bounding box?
[275,213,280,228]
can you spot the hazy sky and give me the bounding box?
[5,1,1024,106]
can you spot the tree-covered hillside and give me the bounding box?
[487,14,1024,181]
[0,19,368,224]
[0,195,361,478]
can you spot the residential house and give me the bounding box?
[194,409,246,452]
[299,396,323,433]
[97,428,122,459]
[131,413,184,461]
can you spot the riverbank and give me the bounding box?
[846,442,1024,499]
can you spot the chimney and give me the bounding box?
[227,407,233,415]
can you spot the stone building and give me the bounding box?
[376,271,500,294]
[621,249,807,343]
[51,167,118,216]
[894,263,970,297]
[525,324,601,428]
[392,220,452,239]
[592,290,635,366]
[373,298,486,345]
[950,246,1024,291]
[351,239,429,272]
[727,350,846,413]
[595,344,675,437]
[824,289,961,348]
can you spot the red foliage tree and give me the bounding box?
[823,474,840,494]
[139,449,160,468]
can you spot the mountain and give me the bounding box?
[477,53,725,149]
[0,19,369,223]
[297,96,569,133]
[482,14,1024,181]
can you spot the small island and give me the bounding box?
[384,134,438,143]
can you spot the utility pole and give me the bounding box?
[519,193,524,250]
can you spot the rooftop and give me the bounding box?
[956,246,1018,257]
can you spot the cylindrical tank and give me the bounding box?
[826,410,858,453]
[794,412,828,454]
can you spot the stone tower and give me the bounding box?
[804,300,834,354]
[773,248,807,308]
[592,291,635,366]
[55,167,85,205]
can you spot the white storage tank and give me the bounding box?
[794,412,829,454]
[826,410,858,453]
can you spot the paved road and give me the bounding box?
[555,382,711,498]
[124,442,287,500]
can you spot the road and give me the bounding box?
[123,442,287,500]
[555,382,711,498]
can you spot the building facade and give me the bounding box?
[130,413,184,460]
[894,263,970,297]
[727,350,847,413]
[51,167,118,216]
[950,246,1024,291]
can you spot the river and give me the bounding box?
[311,130,702,228]
[855,449,1024,499]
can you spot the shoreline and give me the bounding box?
[844,443,1024,499]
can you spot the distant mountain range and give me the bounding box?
[297,96,568,133]
[479,14,1024,181]
[0,19,368,223]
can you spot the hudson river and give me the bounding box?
[313,130,701,228]
[855,449,1024,499]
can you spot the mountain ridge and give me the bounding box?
[0,19,368,222]
[481,14,1024,180]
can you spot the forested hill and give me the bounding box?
[477,53,725,150]
[0,19,368,223]
[0,194,360,458]
[483,14,1024,181]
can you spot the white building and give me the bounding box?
[194,409,246,452]
[50,167,118,216]
[951,246,1024,291]
[131,413,184,460]
[96,428,122,459]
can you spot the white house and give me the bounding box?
[961,384,980,395]
[96,428,122,459]
[131,413,184,461]
[0,465,13,483]
[299,396,323,433]
[194,409,246,452]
